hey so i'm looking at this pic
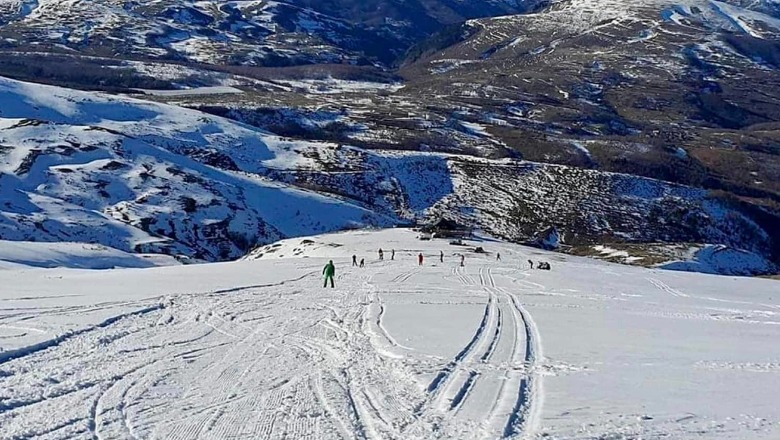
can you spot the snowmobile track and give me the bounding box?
[503,288,544,439]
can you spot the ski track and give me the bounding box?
[381,264,544,439]
[647,277,689,298]
[0,261,545,440]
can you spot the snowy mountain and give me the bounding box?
[0,75,777,274]
[0,0,779,274]
[0,0,540,66]
[1,229,779,439]
[0,76,396,260]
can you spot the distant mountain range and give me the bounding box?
[0,0,778,274]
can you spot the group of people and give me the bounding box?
[323,250,551,288]
[377,248,395,261]
[528,259,551,270]
[325,249,462,288]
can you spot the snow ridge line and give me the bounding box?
[0,303,165,365]
[444,267,502,408]
[429,266,504,419]
[391,269,420,284]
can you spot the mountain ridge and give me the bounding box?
[0,0,778,275]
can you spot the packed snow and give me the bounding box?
[0,229,778,439]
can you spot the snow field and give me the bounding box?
[0,229,778,439]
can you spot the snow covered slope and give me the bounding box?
[0,240,181,269]
[0,75,394,260]
[0,229,778,439]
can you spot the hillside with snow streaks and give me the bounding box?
[0,76,777,273]
[0,76,396,260]
[0,229,778,439]
[0,0,541,66]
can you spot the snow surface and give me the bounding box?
[659,244,777,276]
[1,229,778,439]
[0,240,181,269]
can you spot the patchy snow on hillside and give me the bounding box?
[0,75,775,274]
[0,229,779,439]
[276,78,404,95]
[660,244,776,276]
[0,76,394,260]
[135,86,244,96]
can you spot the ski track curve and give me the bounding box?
[0,261,545,440]
[395,265,545,440]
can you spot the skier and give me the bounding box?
[323,260,335,288]
[378,248,384,260]
[460,254,465,267]
[352,255,358,267]
[360,258,365,268]
[496,252,501,261]
[418,253,424,266]
[391,249,395,260]
[528,259,534,269]
[440,250,444,263]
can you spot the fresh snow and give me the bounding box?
[275,78,404,95]
[1,229,778,439]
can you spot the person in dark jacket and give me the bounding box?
[378,248,384,260]
[323,260,335,288]
[440,250,444,263]
[391,249,395,260]
[352,255,358,266]
[418,253,424,266]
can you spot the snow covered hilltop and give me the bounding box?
[0,229,779,439]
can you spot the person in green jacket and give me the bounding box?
[323,260,335,288]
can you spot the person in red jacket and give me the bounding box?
[418,253,424,266]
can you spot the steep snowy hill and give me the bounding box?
[0,229,778,439]
[0,76,395,260]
